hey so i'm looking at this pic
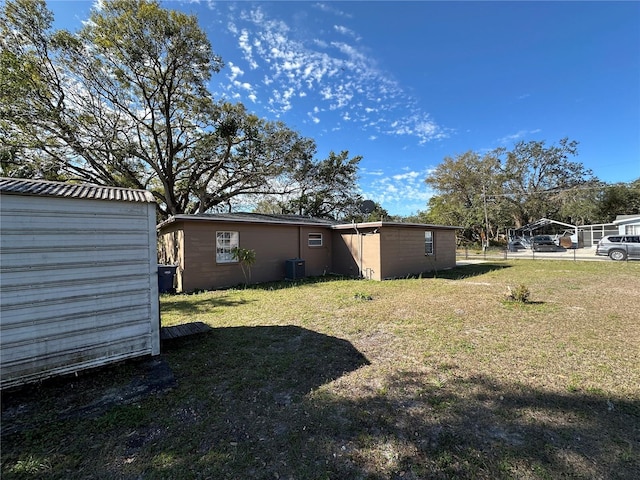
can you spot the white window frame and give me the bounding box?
[625,225,640,235]
[425,231,434,255]
[308,232,323,247]
[216,231,239,263]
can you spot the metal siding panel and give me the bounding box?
[2,264,149,288]
[0,193,159,387]
[1,248,149,267]
[1,305,151,344]
[2,322,152,363]
[2,338,153,385]
[2,283,148,318]
[1,231,150,249]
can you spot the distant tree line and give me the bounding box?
[0,0,363,221]
[407,138,640,244]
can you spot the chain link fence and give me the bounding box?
[456,246,611,262]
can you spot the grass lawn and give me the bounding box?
[2,260,639,479]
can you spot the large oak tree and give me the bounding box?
[1,0,335,219]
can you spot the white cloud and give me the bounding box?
[219,4,446,144]
[313,2,352,18]
[333,24,360,40]
[236,29,259,69]
[307,111,321,123]
[497,129,541,145]
[364,168,434,209]
[392,171,420,181]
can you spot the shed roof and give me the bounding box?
[0,177,155,203]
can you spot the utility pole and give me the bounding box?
[482,184,490,251]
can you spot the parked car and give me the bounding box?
[531,235,557,252]
[595,235,640,261]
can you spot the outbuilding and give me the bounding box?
[0,177,160,388]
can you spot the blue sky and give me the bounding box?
[49,1,640,216]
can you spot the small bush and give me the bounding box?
[354,292,373,301]
[505,284,531,303]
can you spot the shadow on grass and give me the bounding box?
[245,274,354,291]
[164,325,370,397]
[160,294,250,316]
[422,262,512,280]
[3,327,638,479]
[1,326,371,479]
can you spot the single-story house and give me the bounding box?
[0,177,160,388]
[157,213,459,292]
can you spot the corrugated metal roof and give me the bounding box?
[159,212,337,229]
[0,177,155,203]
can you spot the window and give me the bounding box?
[625,225,640,235]
[308,233,323,247]
[425,231,434,255]
[216,231,239,263]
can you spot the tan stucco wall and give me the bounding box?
[379,227,456,278]
[159,220,458,291]
[331,228,382,280]
[159,221,333,292]
[332,225,457,280]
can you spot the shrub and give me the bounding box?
[506,284,531,303]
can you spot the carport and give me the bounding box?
[509,218,579,248]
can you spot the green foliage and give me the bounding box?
[424,150,505,242]
[0,0,327,220]
[423,139,608,241]
[353,292,373,301]
[278,150,363,220]
[231,247,256,286]
[595,180,640,221]
[505,284,531,303]
[497,138,597,226]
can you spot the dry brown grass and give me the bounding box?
[2,260,639,479]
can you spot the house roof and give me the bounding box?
[158,213,338,229]
[331,221,461,231]
[0,177,155,203]
[613,214,640,224]
[158,214,460,231]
